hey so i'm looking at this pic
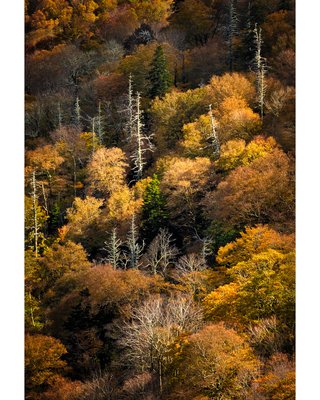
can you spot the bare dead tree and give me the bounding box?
[127,73,134,140]
[144,229,179,276]
[72,155,77,198]
[91,116,96,136]
[176,253,207,275]
[248,316,282,357]
[166,294,203,332]
[103,228,123,269]
[119,295,202,394]
[265,86,294,118]
[31,171,39,258]
[91,116,97,157]
[125,214,145,269]
[78,371,119,400]
[254,23,267,120]
[41,182,49,217]
[117,74,135,145]
[174,253,208,295]
[57,102,63,129]
[121,372,153,399]
[96,101,105,144]
[208,104,220,158]
[73,96,82,129]
[130,92,154,181]
[227,0,239,72]
[194,233,214,265]
[258,64,266,121]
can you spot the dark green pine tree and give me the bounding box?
[148,46,173,99]
[240,1,256,70]
[141,174,168,241]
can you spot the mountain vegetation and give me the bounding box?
[25,0,295,398]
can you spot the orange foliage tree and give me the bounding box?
[251,353,295,400]
[41,240,92,285]
[205,73,256,110]
[215,96,262,142]
[25,334,67,394]
[204,148,294,229]
[171,323,260,399]
[160,156,214,228]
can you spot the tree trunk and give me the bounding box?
[32,171,38,258]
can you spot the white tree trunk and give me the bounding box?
[135,92,143,179]
[57,102,63,129]
[228,0,239,72]
[91,117,96,157]
[103,228,122,269]
[74,96,81,128]
[126,214,144,269]
[128,73,134,140]
[130,92,154,180]
[32,171,39,258]
[254,24,267,120]
[96,101,104,144]
[208,104,220,158]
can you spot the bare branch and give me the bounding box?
[144,229,178,276]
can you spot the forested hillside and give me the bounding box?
[25,1,295,398]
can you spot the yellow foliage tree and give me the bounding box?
[161,157,213,227]
[151,87,207,152]
[216,138,246,170]
[105,186,143,235]
[27,0,72,49]
[64,196,104,250]
[202,282,240,323]
[216,225,295,266]
[129,0,174,25]
[179,114,216,158]
[25,144,65,198]
[132,176,153,200]
[86,147,128,197]
[216,135,277,171]
[65,0,99,41]
[204,249,295,329]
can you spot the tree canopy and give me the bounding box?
[24,0,296,398]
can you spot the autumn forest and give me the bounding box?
[25,0,295,399]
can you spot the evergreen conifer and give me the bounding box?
[148,46,172,99]
[141,174,168,240]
